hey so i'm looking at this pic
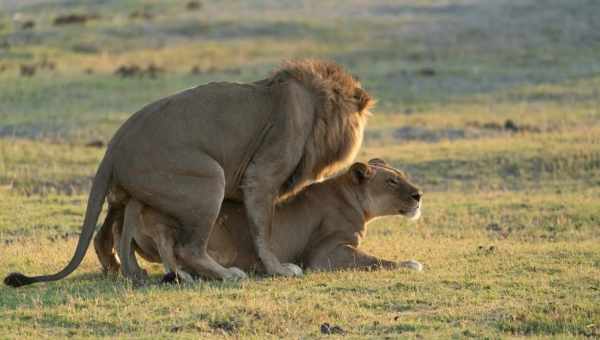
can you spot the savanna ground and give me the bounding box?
[1,0,599,338]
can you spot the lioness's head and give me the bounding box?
[347,158,422,220]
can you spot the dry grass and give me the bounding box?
[1,0,599,338]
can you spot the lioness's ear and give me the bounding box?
[368,158,387,167]
[351,162,374,184]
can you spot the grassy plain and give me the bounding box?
[0,0,599,338]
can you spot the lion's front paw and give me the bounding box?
[224,267,248,281]
[280,263,303,277]
[399,260,423,271]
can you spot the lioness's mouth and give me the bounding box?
[400,206,421,221]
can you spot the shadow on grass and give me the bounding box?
[370,3,471,16]
[0,271,247,310]
[495,315,598,337]
[360,320,427,337]
[15,313,123,337]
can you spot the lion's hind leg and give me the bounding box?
[154,224,195,284]
[117,151,247,281]
[119,199,149,283]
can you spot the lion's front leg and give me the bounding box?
[242,183,302,277]
[241,115,309,277]
[242,159,304,277]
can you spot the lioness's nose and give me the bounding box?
[411,191,422,202]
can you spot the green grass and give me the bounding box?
[1,0,599,338]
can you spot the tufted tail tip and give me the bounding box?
[4,272,34,287]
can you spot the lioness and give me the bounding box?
[112,158,423,282]
[5,60,372,287]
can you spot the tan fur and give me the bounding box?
[103,59,371,279]
[4,60,372,287]
[109,159,423,279]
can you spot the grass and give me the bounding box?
[1,0,599,338]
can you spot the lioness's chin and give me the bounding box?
[406,207,421,221]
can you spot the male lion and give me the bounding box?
[109,158,424,283]
[5,60,372,287]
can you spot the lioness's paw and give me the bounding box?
[281,263,303,277]
[399,260,423,272]
[224,267,248,281]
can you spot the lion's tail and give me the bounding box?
[4,153,113,288]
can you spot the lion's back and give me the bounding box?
[108,80,275,188]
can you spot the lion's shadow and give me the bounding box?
[0,271,260,310]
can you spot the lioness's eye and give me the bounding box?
[387,178,399,185]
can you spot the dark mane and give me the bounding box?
[270,59,374,201]
[270,59,374,114]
